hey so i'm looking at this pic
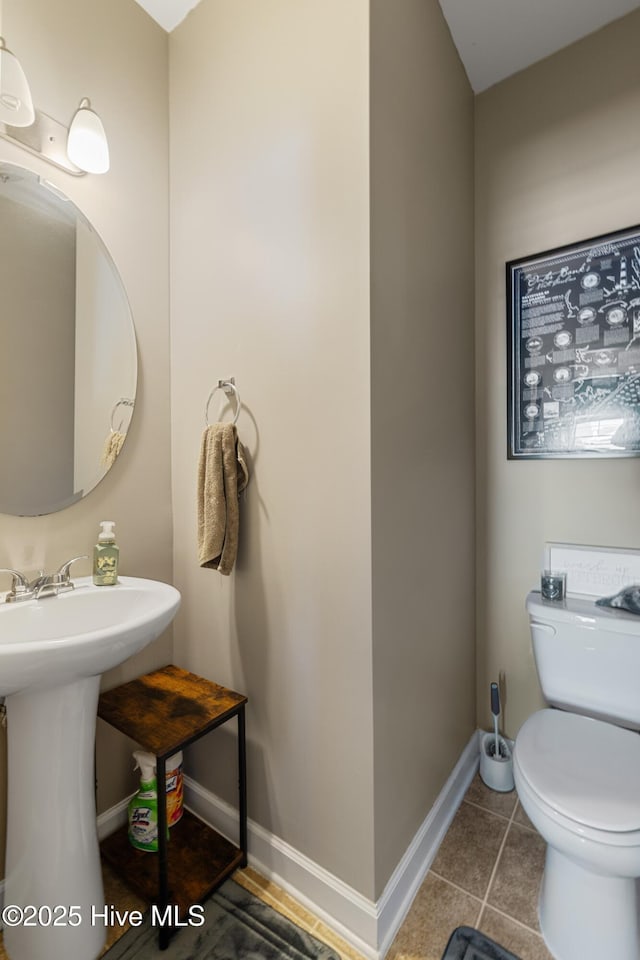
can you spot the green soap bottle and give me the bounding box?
[93,520,119,586]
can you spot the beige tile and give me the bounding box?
[479,907,555,960]
[465,772,517,820]
[513,800,537,832]
[386,872,481,960]
[487,823,546,931]
[431,801,508,898]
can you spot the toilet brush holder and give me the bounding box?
[480,732,515,792]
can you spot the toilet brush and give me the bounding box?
[491,682,503,758]
[480,680,515,792]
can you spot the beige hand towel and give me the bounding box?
[197,423,249,575]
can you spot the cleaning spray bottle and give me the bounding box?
[93,520,119,586]
[128,751,164,852]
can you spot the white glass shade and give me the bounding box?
[0,38,35,127]
[67,98,110,174]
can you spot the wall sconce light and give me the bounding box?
[0,36,109,176]
[0,37,35,127]
[67,99,110,174]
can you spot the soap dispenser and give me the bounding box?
[93,520,119,586]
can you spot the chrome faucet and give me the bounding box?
[0,556,89,603]
[0,568,35,603]
[32,556,89,599]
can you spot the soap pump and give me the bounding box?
[93,520,119,586]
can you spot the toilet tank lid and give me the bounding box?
[527,590,640,636]
[516,709,640,832]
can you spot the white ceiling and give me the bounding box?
[133,0,640,93]
[133,0,200,33]
[439,0,640,92]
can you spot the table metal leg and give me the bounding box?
[238,707,248,866]
[156,755,170,950]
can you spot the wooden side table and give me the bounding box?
[97,664,248,949]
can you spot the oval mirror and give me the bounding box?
[0,161,136,516]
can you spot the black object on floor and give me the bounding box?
[104,878,340,960]
[442,926,522,960]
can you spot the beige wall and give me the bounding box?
[169,0,374,896]
[369,0,475,894]
[0,0,171,874]
[475,10,640,738]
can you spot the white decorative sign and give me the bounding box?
[544,543,640,598]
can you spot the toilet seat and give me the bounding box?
[515,709,640,834]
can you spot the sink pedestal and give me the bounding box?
[0,576,181,960]
[4,676,106,960]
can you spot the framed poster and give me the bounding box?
[507,225,640,459]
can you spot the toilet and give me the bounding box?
[514,590,640,960]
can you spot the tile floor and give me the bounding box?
[0,772,555,960]
[222,771,555,960]
[384,772,554,960]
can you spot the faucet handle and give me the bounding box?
[56,556,89,581]
[0,568,32,598]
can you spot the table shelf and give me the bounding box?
[97,664,248,949]
[100,810,244,917]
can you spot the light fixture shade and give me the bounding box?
[0,37,35,127]
[67,98,110,174]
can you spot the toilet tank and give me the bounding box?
[527,590,640,731]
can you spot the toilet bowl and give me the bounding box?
[514,708,640,960]
[519,587,640,959]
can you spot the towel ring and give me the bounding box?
[205,378,241,426]
[110,397,134,433]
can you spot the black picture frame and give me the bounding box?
[507,224,640,459]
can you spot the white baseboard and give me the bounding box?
[97,793,131,841]
[95,730,480,959]
[375,730,480,957]
[184,775,380,959]
[183,729,479,959]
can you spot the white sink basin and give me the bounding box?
[1,575,181,960]
[0,576,180,696]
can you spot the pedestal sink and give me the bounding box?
[0,576,181,960]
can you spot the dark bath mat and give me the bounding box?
[103,877,340,960]
[442,926,522,960]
